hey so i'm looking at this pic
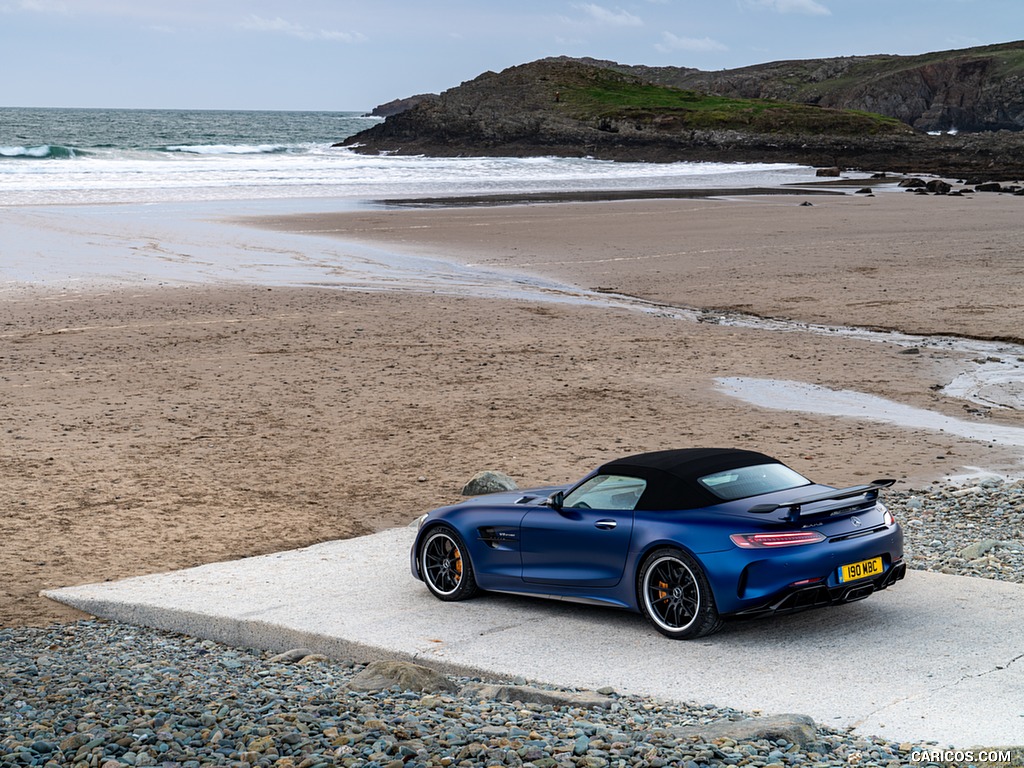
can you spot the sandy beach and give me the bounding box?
[250,189,1024,342]
[3,188,1023,627]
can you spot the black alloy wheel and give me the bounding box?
[420,525,479,601]
[639,548,723,639]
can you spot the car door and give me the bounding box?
[519,474,642,587]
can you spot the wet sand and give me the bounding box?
[249,190,1024,342]
[4,189,1023,627]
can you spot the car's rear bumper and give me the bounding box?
[729,558,907,617]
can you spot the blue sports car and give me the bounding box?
[410,448,905,639]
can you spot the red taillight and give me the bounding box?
[883,510,895,526]
[730,530,827,549]
[790,577,824,586]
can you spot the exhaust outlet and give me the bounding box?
[843,584,875,602]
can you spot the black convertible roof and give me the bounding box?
[597,448,783,510]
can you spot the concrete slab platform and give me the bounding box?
[44,527,1024,748]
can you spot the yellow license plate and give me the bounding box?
[839,556,883,583]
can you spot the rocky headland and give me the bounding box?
[341,44,1024,179]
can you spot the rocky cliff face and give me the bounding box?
[825,57,1024,132]
[367,93,438,118]
[568,41,1024,133]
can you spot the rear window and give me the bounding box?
[698,463,810,501]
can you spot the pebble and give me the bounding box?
[0,622,953,767]
[889,477,1024,582]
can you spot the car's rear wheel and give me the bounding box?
[420,525,479,601]
[638,548,723,639]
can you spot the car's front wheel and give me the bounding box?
[638,548,723,639]
[419,525,479,601]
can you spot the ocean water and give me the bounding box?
[0,107,822,206]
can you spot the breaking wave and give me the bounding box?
[1,143,307,160]
[0,144,78,159]
[162,144,295,155]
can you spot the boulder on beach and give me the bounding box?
[461,682,611,709]
[348,660,457,693]
[462,470,518,495]
[669,713,818,747]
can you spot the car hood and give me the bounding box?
[456,484,566,508]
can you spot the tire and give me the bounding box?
[419,525,480,601]
[638,548,723,639]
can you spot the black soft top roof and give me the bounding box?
[597,448,782,510]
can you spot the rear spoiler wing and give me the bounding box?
[748,479,895,523]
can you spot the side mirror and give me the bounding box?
[545,491,564,511]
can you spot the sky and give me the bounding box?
[0,0,1020,111]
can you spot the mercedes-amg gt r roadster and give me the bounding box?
[410,448,905,638]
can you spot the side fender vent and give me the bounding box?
[478,526,519,549]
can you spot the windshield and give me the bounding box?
[697,463,811,501]
[563,474,647,511]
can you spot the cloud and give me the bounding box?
[946,34,984,48]
[15,0,70,13]
[744,0,831,15]
[240,14,366,43]
[656,32,728,53]
[573,3,644,27]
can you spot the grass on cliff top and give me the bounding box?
[559,73,909,135]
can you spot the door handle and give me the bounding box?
[595,519,617,530]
